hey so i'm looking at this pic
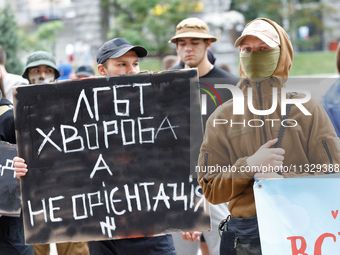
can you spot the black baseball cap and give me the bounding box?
[75,65,95,77]
[96,38,148,64]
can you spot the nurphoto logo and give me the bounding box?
[199,83,312,128]
[199,82,223,115]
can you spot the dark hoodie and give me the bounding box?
[0,92,15,144]
[197,18,340,218]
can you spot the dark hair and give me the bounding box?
[0,45,6,65]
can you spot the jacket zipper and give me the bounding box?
[322,140,333,165]
[256,82,268,143]
[203,153,209,183]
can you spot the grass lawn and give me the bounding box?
[290,51,337,76]
[140,57,162,72]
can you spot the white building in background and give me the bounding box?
[0,0,31,26]
[0,0,75,27]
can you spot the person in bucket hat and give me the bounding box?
[169,17,238,255]
[169,17,217,43]
[22,51,60,84]
[169,17,219,71]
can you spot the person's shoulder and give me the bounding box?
[4,73,29,85]
[203,66,239,85]
[323,77,340,104]
[0,97,12,107]
[210,66,237,78]
[0,98,14,125]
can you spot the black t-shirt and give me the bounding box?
[169,65,239,130]
[0,98,15,144]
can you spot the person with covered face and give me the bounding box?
[14,52,59,182]
[22,51,60,85]
[194,18,340,254]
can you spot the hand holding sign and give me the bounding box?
[182,231,201,242]
[13,156,27,179]
[13,70,210,244]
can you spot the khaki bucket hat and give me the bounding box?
[169,17,217,43]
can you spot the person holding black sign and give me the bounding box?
[0,69,33,255]
[14,51,90,255]
[15,41,177,255]
[84,38,176,255]
[169,17,239,128]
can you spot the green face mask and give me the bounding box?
[240,48,280,82]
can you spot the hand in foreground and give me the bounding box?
[182,231,201,242]
[13,156,28,179]
[247,138,285,172]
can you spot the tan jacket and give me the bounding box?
[197,18,340,218]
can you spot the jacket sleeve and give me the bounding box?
[197,120,254,205]
[308,103,340,168]
[0,107,16,144]
[284,102,340,178]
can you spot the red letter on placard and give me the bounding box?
[287,236,308,255]
[314,233,336,255]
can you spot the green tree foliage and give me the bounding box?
[288,2,335,51]
[231,0,335,51]
[105,0,202,56]
[231,0,282,24]
[20,20,64,54]
[0,4,24,74]
[0,4,64,74]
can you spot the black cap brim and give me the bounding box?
[108,45,148,60]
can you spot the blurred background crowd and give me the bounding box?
[0,0,340,80]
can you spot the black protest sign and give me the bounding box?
[0,141,21,216]
[13,69,209,244]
